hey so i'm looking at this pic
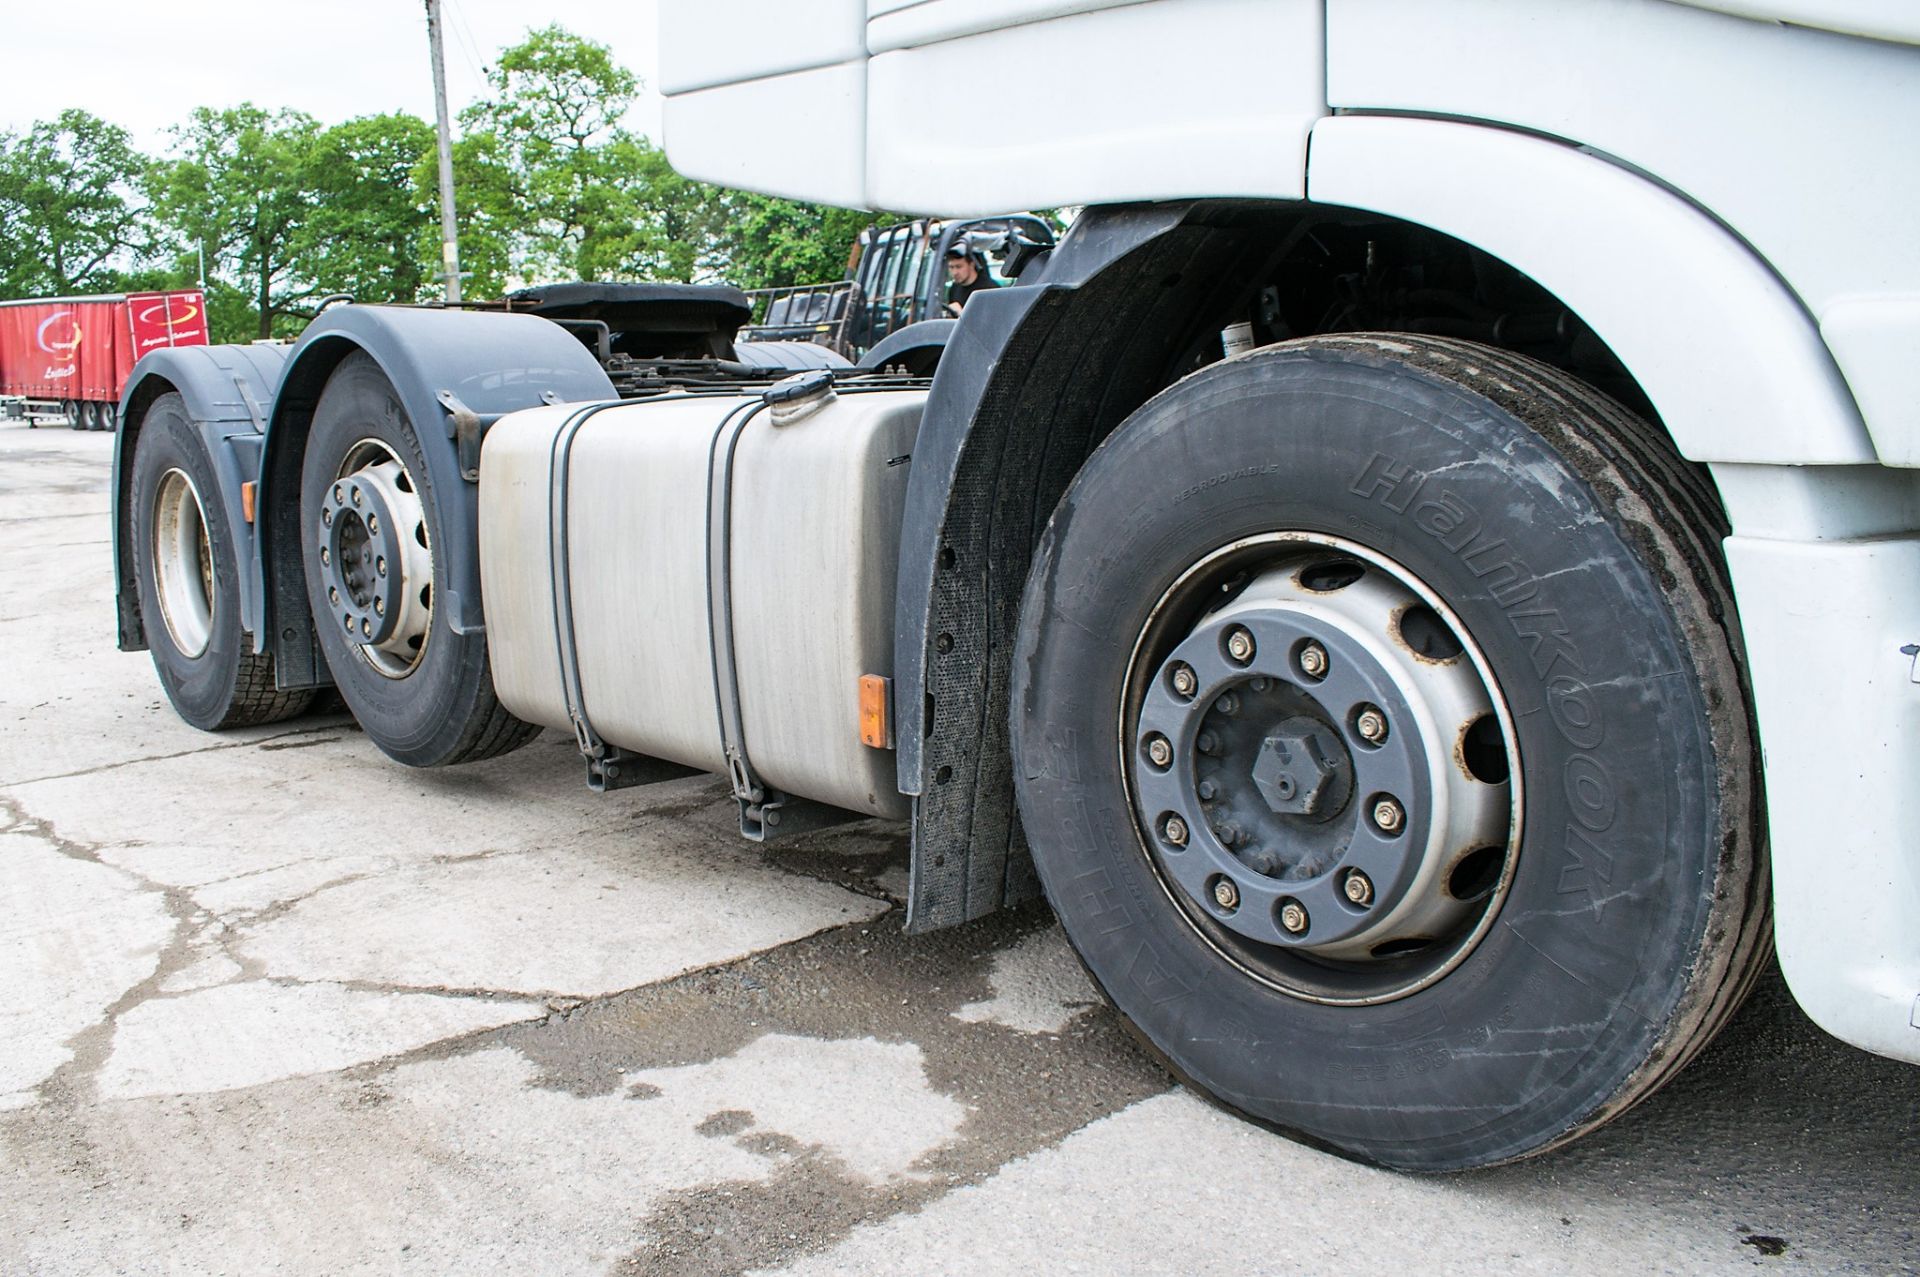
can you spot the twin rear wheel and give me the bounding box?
[1011,335,1768,1170]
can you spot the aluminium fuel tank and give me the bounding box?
[478,381,926,820]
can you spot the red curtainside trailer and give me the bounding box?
[0,290,207,431]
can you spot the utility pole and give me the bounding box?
[425,0,463,304]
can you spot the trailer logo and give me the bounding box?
[35,311,81,355]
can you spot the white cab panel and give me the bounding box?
[663,61,866,206]
[867,0,1151,53]
[1326,0,1920,461]
[1821,296,1920,467]
[1673,0,1920,45]
[1724,532,1920,1065]
[658,1,867,95]
[1307,116,1873,467]
[866,0,1323,213]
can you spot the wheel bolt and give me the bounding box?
[1197,779,1217,801]
[361,618,372,638]
[1214,693,1239,716]
[350,487,362,506]
[1212,878,1240,911]
[1225,626,1255,665]
[1169,663,1197,699]
[328,586,340,606]
[368,514,379,534]
[1196,732,1219,755]
[1344,870,1375,906]
[320,547,331,566]
[342,615,353,633]
[1162,815,1189,847]
[1279,900,1309,934]
[376,556,387,577]
[374,597,385,616]
[1372,797,1406,833]
[1144,734,1173,769]
[333,484,344,504]
[1299,642,1328,678]
[1356,706,1389,744]
[1247,677,1269,693]
[321,509,333,528]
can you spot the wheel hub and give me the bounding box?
[1128,545,1512,967]
[318,443,432,678]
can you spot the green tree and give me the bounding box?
[458,24,647,282]
[150,105,321,340]
[0,110,150,297]
[300,113,437,305]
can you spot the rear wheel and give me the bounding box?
[298,352,536,767]
[131,393,313,729]
[1011,335,1767,1170]
[64,400,82,431]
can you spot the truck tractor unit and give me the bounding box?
[113,0,1920,1171]
[741,214,1055,368]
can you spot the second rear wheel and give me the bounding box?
[298,352,536,767]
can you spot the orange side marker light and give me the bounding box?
[858,674,892,749]
[241,481,257,524]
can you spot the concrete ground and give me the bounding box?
[2,421,1916,1276]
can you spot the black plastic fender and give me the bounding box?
[894,200,1297,931]
[255,305,616,688]
[114,343,291,651]
[857,319,955,373]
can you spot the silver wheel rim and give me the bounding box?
[1120,533,1524,1006]
[152,468,215,659]
[318,438,434,679]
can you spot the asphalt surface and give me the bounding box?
[2,421,1917,1276]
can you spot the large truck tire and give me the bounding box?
[1010,335,1768,1171]
[130,393,314,730]
[298,352,537,767]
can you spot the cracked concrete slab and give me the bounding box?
[0,826,174,1108]
[97,981,545,1099]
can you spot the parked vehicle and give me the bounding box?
[0,290,205,430]
[740,215,1054,369]
[112,0,1920,1171]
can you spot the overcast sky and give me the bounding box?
[0,1,664,152]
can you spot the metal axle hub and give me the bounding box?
[318,442,434,679]
[1128,550,1511,963]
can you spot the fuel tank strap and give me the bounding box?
[544,399,637,785]
[704,400,774,819]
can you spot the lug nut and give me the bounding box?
[1245,850,1279,875]
[1279,900,1309,935]
[1355,706,1389,744]
[1162,815,1189,847]
[374,597,385,616]
[376,556,387,577]
[1215,820,1243,847]
[328,586,340,606]
[1225,626,1255,665]
[1196,732,1219,755]
[321,509,333,528]
[1197,779,1218,801]
[361,618,372,638]
[1298,642,1329,679]
[1214,693,1239,716]
[1212,878,1240,910]
[1169,663,1197,698]
[1247,677,1270,693]
[350,487,362,506]
[1344,870,1375,906]
[1144,734,1173,769]
[342,614,354,633]
[333,484,345,504]
[1372,797,1405,833]
[320,547,331,566]
[368,514,379,534]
